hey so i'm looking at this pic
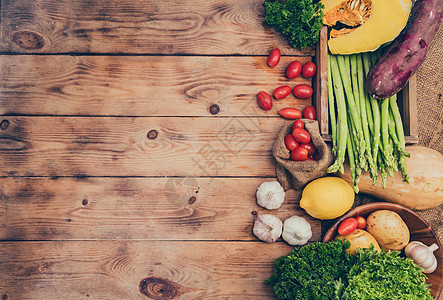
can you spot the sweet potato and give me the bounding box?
[366,0,443,99]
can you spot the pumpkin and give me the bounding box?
[322,0,412,54]
[339,146,443,211]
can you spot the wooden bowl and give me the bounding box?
[322,202,443,299]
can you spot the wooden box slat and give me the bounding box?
[315,27,418,145]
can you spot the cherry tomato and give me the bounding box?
[278,107,302,120]
[305,156,315,161]
[293,84,313,99]
[267,48,281,68]
[356,216,367,230]
[302,106,317,120]
[286,61,302,79]
[291,147,308,161]
[257,91,273,110]
[292,119,304,131]
[299,142,316,156]
[302,61,317,78]
[284,134,299,151]
[273,85,292,100]
[292,128,311,144]
[338,218,358,235]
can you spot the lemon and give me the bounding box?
[300,177,354,220]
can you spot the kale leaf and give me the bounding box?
[266,240,356,300]
[264,0,325,49]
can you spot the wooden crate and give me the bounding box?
[313,26,419,144]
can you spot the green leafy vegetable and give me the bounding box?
[340,248,434,300]
[264,0,324,49]
[266,240,356,299]
[267,242,434,300]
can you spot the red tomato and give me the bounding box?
[273,85,292,100]
[291,147,308,161]
[267,48,281,68]
[356,216,367,230]
[286,61,302,79]
[278,108,302,120]
[257,91,273,110]
[284,134,299,151]
[338,218,358,235]
[293,84,313,99]
[299,142,316,156]
[302,61,317,78]
[305,156,315,161]
[302,106,317,120]
[292,119,304,131]
[292,128,311,144]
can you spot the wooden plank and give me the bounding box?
[0,55,312,116]
[0,0,313,55]
[314,26,329,135]
[0,241,293,299]
[0,177,321,241]
[0,116,293,177]
[401,74,419,140]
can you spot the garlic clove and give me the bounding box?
[256,181,285,210]
[405,241,439,273]
[253,214,283,243]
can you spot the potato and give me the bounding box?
[366,210,410,251]
[335,229,381,255]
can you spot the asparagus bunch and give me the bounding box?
[327,52,409,193]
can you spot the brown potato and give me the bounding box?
[366,210,410,251]
[335,229,381,255]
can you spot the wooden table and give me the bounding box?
[0,1,323,298]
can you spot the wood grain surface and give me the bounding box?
[0,0,313,55]
[0,177,321,241]
[0,116,294,177]
[0,0,385,299]
[0,55,312,116]
[0,241,294,299]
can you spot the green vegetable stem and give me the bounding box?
[327,51,409,191]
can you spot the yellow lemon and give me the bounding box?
[300,177,354,220]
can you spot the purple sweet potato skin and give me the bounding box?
[366,0,443,99]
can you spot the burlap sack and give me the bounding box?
[272,119,333,190]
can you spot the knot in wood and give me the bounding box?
[209,104,220,115]
[0,120,9,130]
[147,130,158,140]
[139,276,181,299]
[188,196,197,205]
[12,31,45,50]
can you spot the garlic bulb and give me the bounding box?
[256,181,285,210]
[405,241,439,273]
[282,215,312,246]
[253,214,283,243]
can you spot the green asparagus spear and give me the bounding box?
[336,55,366,165]
[327,54,337,155]
[327,54,348,174]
